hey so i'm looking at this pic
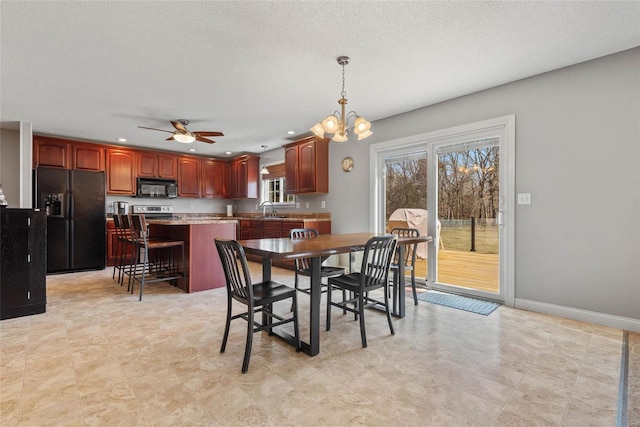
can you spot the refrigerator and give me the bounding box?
[34,167,106,273]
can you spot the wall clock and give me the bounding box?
[341,156,354,172]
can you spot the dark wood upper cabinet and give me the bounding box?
[178,157,201,197]
[72,142,104,171]
[137,152,178,179]
[106,149,136,195]
[201,159,225,198]
[284,136,329,194]
[33,136,70,169]
[225,155,259,199]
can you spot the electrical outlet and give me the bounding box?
[296,202,300,209]
[305,202,309,209]
[321,201,326,209]
[517,193,531,205]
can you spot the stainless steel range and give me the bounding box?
[131,205,174,219]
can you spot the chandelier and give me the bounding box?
[310,56,372,142]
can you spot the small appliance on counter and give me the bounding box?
[113,201,129,214]
[131,205,174,218]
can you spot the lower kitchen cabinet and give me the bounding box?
[1,209,47,320]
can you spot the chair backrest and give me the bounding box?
[128,214,149,245]
[290,228,320,270]
[215,239,253,304]
[113,214,121,229]
[359,235,398,290]
[390,227,419,265]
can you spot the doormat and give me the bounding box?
[417,290,500,315]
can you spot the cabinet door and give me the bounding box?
[298,142,316,193]
[284,145,299,194]
[137,152,157,177]
[226,161,238,198]
[236,159,249,198]
[201,159,225,198]
[106,149,136,194]
[178,157,200,197]
[73,143,104,171]
[33,136,70,169]
[157,154,177,179]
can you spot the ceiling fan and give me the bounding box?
[138,119,224,144]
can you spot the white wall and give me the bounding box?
[324,47,639,322]
[0,128,20,208]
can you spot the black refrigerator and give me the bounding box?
[34,167,106,273]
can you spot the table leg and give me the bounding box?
[308,257,321,356]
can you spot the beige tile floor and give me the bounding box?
[1,264,624,426]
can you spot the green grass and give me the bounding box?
[440,224,499,254]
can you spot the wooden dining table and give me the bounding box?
[238,232,432,356]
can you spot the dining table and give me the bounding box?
[238,232,432,356]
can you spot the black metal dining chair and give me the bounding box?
[215,238,300,374]
[290,228,345,315]
[326,234,398,348]
[389,227,420,311]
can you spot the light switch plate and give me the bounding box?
[517,193,531,205]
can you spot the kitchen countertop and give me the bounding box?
[108,215,331,223]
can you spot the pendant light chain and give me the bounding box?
[341,62,347,99]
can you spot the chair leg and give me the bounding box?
[384,283,395,336]
[326,283,332,331]
[358,293,367,348]
[220,298,232,353]
[242,309,254,374]
[290,271,299,312]
[411,270,418,305]
[137,247,148,301]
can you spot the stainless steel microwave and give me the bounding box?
[135,177,178,198]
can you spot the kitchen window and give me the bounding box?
[261,163,295,205]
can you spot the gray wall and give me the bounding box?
[0,128,21,208]
[325,47,639,321]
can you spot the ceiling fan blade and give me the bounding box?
[138,126,173,134]
[171,120,188,132]
[194,131,224,137]
[195,135,215,144]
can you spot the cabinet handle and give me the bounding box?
[27,254,31,263]
[27,291,31,300]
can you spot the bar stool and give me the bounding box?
[127,214,186,301]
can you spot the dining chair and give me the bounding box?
[215,238,300,374]
[326,234,398,348]
[290,228,346,315]
[389,227,420,310]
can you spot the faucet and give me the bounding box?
[260,201,275,217]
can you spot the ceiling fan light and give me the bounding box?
[353,116,371,134]
[310,122,325,138]
[322,115,340,133]
[356,129,373,140]
[332,132,348,143]
[260,165,270,175]
[174,132,195,143]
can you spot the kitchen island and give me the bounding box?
[147,218,237,293]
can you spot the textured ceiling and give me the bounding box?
[1,1,639,157]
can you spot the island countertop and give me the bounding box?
[145,217,239,225]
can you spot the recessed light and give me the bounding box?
[117,138,127,142]
[188,148,196,152]
[287,130,295,135]
[225,151,232,155]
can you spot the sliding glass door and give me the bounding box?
[372,116,514,305]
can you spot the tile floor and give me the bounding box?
[0,264,624,426]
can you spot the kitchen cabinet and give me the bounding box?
[201,159,225,198]
[225,155,259,199]
[178,156,201,197]
[72,142,105,171]
[137,151,178,179]
[33,136,104,171]
[1,209,47,320]
[33,135,70,169]
[284,136,329,194]
[106,149,136,195]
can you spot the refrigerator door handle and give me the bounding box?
[68,192,73,220]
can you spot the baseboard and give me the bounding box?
[515,298,640,332]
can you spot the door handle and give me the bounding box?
[497,211,504,226]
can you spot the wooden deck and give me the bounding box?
[412,250,499,294]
